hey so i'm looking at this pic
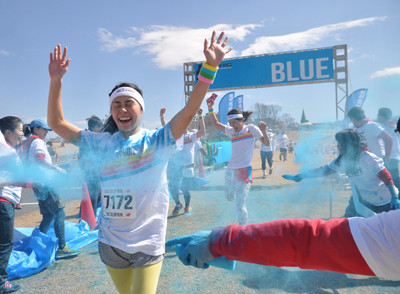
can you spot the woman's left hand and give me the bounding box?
[203,31,232,67]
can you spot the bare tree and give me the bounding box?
[253,103,288,130]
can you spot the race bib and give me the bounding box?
[102,188,136,219]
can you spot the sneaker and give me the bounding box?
[262,174,267,179]
[172,203,183,216]
[269,168,273,175]
[56,245,80,260]
[0,281,21,293]
[184,206,192,215]
[15,203,22,210]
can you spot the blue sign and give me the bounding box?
[195,48,334,90]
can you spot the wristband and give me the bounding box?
[208,109,214,114]
[198,114,203,120]
[198,62,218,84]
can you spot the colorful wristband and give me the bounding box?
[198,62,218,85]
[208,108,214,114]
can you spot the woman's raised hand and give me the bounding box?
[48,44,71,80]
[203,31,232,67]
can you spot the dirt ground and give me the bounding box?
[13,144,400,293]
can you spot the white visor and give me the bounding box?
[227,114,243,120]
[109,87,145,112]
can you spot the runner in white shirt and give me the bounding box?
[207,98,270,225]
[46,32,231,294]
[276,131,289,161]
[260,130,275,178]
[377,108,400,191]
[24,119,80,260]
[0,116,24,293]
[348,106,393,160]
[282,129,400,216]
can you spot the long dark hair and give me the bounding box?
[227,108,253,122]
[334,129,364,171]
[102,82,143,134]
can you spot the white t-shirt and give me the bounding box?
[260,132,275,152]
[276,133,289,149]
[174,131,198,166]
[328,151,391,206]
[356,121,386,158]
[28,138,52,164]
[225,124,263,169]
[380,121,400,160]
[349,210,400,280]
[81,124,176,256]
[0,141,22,205]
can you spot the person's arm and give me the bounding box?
[169,32,231,140]
[206,95,226,132]
[47,44,81,144]
[196,108,206,139]
[378,130,393,161]
[257,121,270,147]
[377,168,400,209]
[160,107,167,127]
[282,165,336,182]
[208,218,375,276]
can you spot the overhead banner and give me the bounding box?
[194,47,334,91]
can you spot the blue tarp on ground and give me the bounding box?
[8,221,98,280]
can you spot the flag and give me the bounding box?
[233,95,243,111]
[218,92,235,126]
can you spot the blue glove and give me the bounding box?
[166,231,236,270]
[282,174,302,182]
[390,197,400,210]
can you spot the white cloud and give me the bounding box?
[97,28,137,52]
[241,17,386,56]
[97,24,260,69]
[0,50,10,56]
[370,67,400,78]
[96,17,386,69]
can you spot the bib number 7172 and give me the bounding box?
[102,189,135,218]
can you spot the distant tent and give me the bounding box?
[301,109,309,124]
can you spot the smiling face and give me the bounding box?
[228,118,244,132]
[4,122,24,146]
[111,96,143,138]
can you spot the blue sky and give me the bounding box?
[1,0,399,134]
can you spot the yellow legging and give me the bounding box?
[106,261,163,294]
